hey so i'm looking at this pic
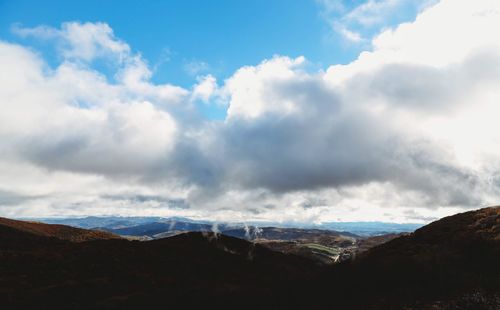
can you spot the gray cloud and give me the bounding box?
[8,51,487,209]
[346,49,500,114]
[0,190,43,206]
[101,194,191,209]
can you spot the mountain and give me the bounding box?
[319,221,422,236]
[101,221,214,237]
[352,232,408,254]
[222,226,361,264]
[222,226,359,240]
[312,206,500,309]
[35,216,167,229]
[97,221,357,243]
[1,207,498,309]
[97,222,365,264]
[0,217,121,242]
[31,216,422,236]
[102,223,400,265]
[0,222,316,309]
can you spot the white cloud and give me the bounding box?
[344,0,401,26]
[317,0,437,44]
[191,75,218,103]
[315,0,345,14]
[325,0,500,84]
[224,56,306,120]
[334,24,364,42]
[372,0,500,67]
[183,60,210,76]
[0,45,180,179]
[13,22,130,62]
[117,56,188,104]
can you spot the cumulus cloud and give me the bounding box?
[191,75,218,103]
[12,22,130,62]
[2,0,500,222]
[0,41,182,178]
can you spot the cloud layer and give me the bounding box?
[1,1,500,223]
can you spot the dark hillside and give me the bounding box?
[0,207,498,309]
[0,225,316,309]
[315,206,500,309]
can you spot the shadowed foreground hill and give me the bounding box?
[0,226,316,308]
[0,207,499,309]
[0,217,121,242]
[314,206,500,309]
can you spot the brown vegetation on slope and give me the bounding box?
[0,217,121,242]
[315,206,500,309]
[0,207,498,309]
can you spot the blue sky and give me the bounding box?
[0,0,426,120]
[3,0,497,222]
[0,0,422,87]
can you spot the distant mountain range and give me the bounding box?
[33,216,200,229]
[319,221,422,236]
[99,221,214,238]
[1,206,498,309]
[33,216,422,236]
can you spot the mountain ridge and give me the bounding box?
[0,217,121,242]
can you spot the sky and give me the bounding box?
[0,0,499,223]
